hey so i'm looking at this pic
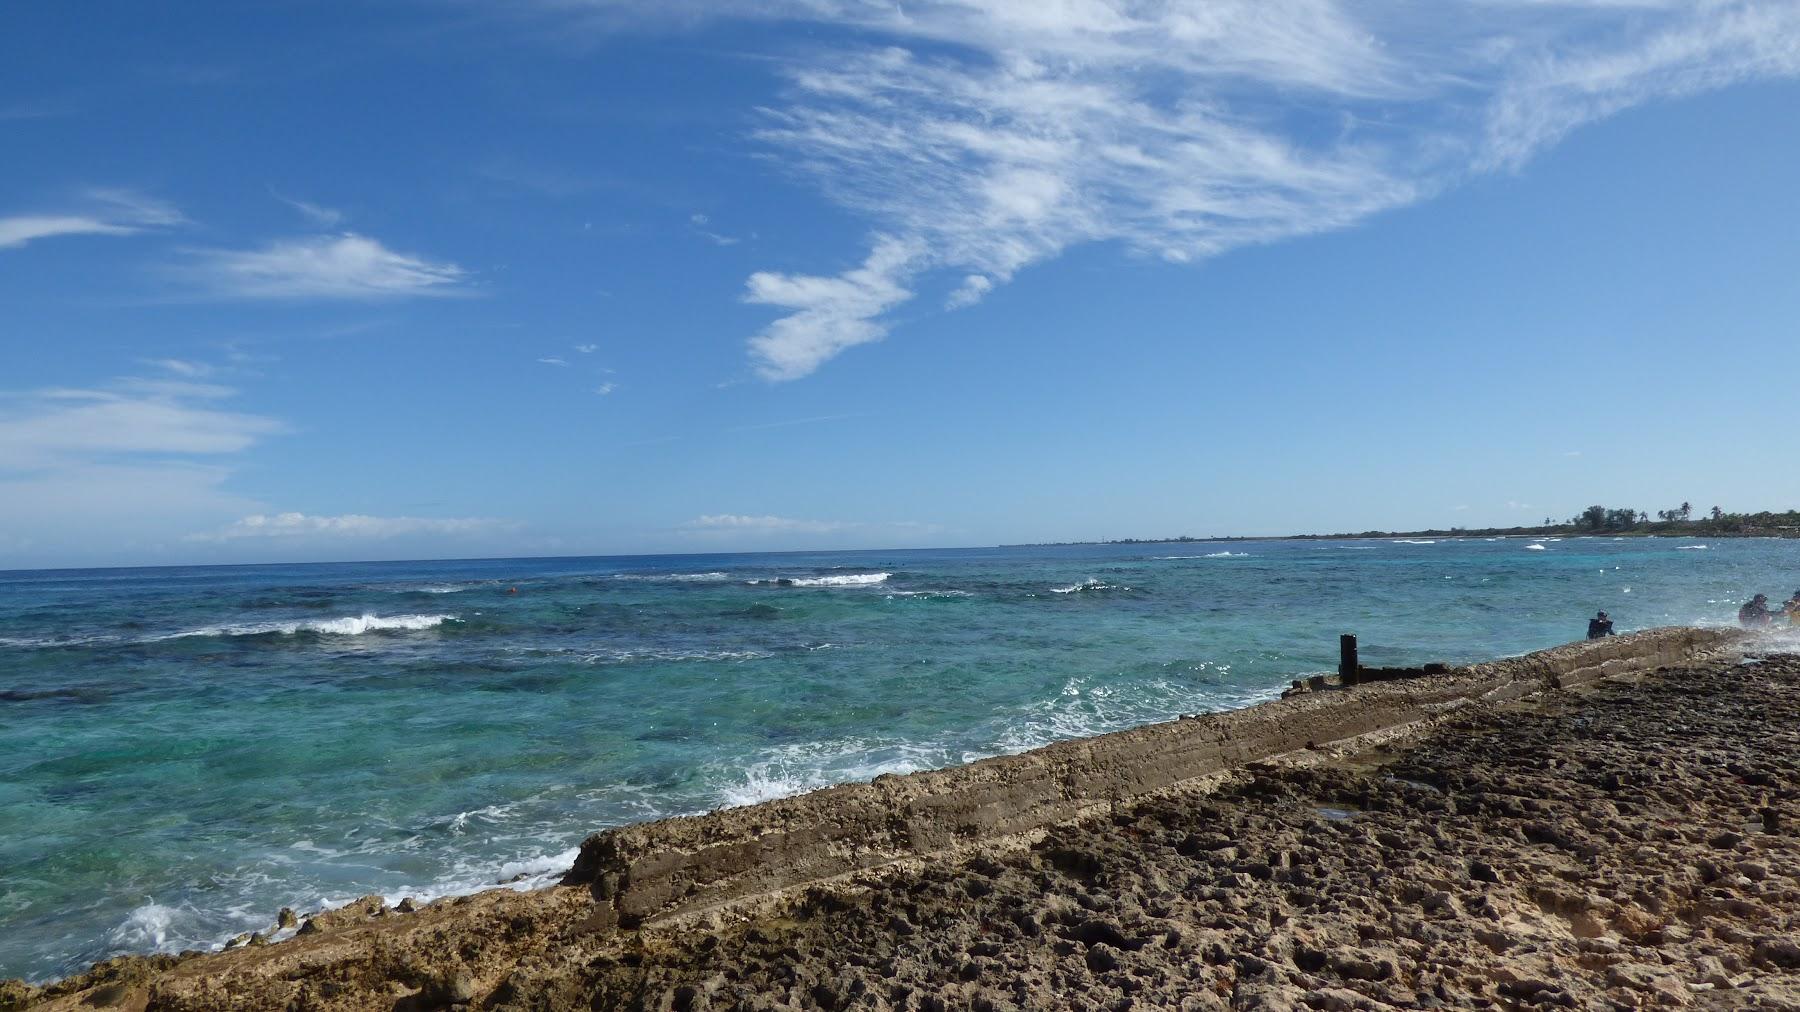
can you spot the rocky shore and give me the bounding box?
[9,635,1800,1010]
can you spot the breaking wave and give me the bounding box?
[1050,578,1130,594]
[157,614,460,640]
[749,573,891,588]
[611,572,732,583]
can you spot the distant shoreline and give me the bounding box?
[1004,527,1800,549]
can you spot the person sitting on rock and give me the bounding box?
[1785,591,1800,626]
[1586,611,1614,639]
[1739,594,1775,628]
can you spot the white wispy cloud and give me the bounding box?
[690,212,742,246]
[187,511,510,542]
[142,358,215,378]
[530,1,1800,379]
[744,235,922,380]
[538,356,570,366]
[574,343,598,353]
[269,189,345,227]
[0,378,284,470]
[678,513,942,539]
[682,514,859,535]
[182,233,469,299]
[594,382,617,395]
[728,412,867,432]
[0,372,285,562]
[0,189,184,250]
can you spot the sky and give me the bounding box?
[3,1,1799,569]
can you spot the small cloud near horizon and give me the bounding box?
[186,511,512,542]
[677,513,941,538]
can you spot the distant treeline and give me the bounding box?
[1077,504,1800,547]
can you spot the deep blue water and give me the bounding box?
[3,536,1797,981]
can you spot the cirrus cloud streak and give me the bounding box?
[553,0,1800,379]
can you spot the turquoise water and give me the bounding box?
[3,536,1797,981]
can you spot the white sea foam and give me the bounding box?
[156,613,459,640]
[1154,552,1247,559]
[1394,539,1437,545]
[711,739,950,809]
[1677,545,1709,550]
[0,634,115,649]
[576,648,771,666]
[884,589,973,600]
[1524,544,1547,551]
[612,571,731,583]
[1050,578,1128,594]
[749,572,890,587]
[988,675,1282,757]
[109,902,179,950]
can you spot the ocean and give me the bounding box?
[2,535,1796,981]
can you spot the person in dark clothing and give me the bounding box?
[1740,594,1774,628]
[1587,611,1614,639]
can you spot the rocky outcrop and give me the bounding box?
[564,627,1745,927]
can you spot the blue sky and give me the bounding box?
[4,2,1799,568]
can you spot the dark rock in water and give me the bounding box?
[276,907,298,929]
[397,896,419,913]
[296,918,320,936]
[743,603,782,619]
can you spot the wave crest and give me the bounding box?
[749,573,891,588]
[1050,578,1130,594]
[160,614,459,640]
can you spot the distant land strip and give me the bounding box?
[1003,506,1800,548]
